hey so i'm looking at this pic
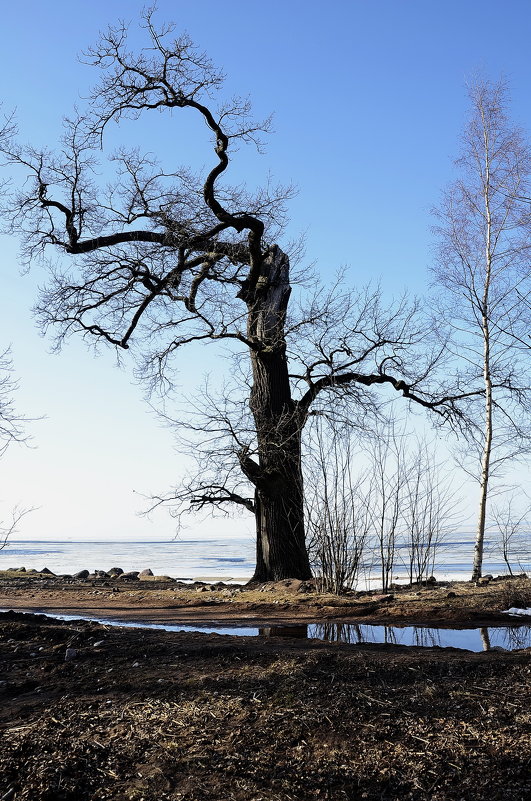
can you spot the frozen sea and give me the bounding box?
[1,529,529,585]
[0,537,256,582]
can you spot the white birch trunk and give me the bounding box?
[472,116,494,582]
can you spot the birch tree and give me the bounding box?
[433,79,531,581]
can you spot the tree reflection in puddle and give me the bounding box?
[3,610,530,652]
[260,622,531,651]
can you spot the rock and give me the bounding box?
[139,568,154,577]
[74,570,90,580]
[196,586,208,593]
[94,570,109,578]
[93,640,105,648]
[372,593,394,602]
[65,648,77,661]
[119,571,140,580]
[132,661,141,668]
[426,575,437,584]
[108,567,124,576]
[26,568,38,573]
[40,567,55,575]
[446,591,457,598]
[298,579,319,593]
[477,574,494,586]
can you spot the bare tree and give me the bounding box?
[1,12,483,581]
[0,505,33,552]
[304,418,458,593]
[0,347,26,457]
[433,79,531,581]
[367,424,409,592]
[401,439,459,585]
[304,419,372,593]
[490,494,531,576]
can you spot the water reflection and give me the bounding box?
[259,625,309,638]
[261,622,531,651]
[2,609,530,652]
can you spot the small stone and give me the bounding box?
[447,591,457,598]
[65,648,77,661]
[93,640,105,648]
[132,661,141,668]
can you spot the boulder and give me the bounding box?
[372,593,394,603]
[73,570,90,580]
[139,568,154,577]
[108,567,123,577]
[118,571,140,580]
[40,567,55,575]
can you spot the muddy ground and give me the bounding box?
[0,574,530,800]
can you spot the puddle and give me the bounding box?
[2,609,531,652]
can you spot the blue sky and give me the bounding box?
[1,0,531,542]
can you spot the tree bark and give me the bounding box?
[472,121,494,583]
[246,246,312,581]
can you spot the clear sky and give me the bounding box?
[1,0,531,541]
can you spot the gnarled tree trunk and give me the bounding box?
[245,246,312,581]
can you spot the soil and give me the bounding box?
[1,573,530,800]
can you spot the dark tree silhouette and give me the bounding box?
[1,12,480,580]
